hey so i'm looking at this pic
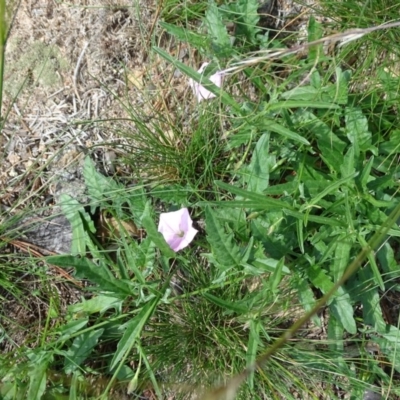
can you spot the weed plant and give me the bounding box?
[1,0,400,399]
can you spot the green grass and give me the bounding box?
[1,0,400,398]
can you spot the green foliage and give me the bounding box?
[2,0,400,398]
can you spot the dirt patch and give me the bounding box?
[1,0,159,208]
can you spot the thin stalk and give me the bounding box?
[0,0,6,121]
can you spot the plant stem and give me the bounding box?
[0,0,6,121]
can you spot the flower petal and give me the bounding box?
[188,63,225,102]
[158,208,198,252]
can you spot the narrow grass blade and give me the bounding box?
[153,46,242,112]
[265,120,310,145]
[0,0,6,120]
[246,319,260,390]
[109,299,158,371]
[301,173,358,210]
[213,180,295,210]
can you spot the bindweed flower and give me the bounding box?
[158,208,198,252]
[188,62,224,102]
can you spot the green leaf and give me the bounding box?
[332,234,352,282]
[60,194,94,256]
[301,173,357,211]
[357,155,374,191]
[159,21,206,49]
[213,180,295,210]
[110,300,158,371]
[205,0,232,57]
[204,293,247,314]
[56,318,89,342]
[205,207,243,268]
[294,110,346,173]
[357,234,384,290]
[377,242,399,276]
[307,16,323,62]
[47,255,132,297]
[293,275,320,327]
[141,202,175,258]
[307,263,356,333]
[345,107,373,153]
[280,86,320,101]
[284,209,345,226]
[235,0,260,40]
[68,295,123,316]
[327,315,344,351]
[153,47,241,111]
[64,329,104,374]
[296,219,304,254]
[69,372,79,400]
[246,133,270,193]
[358,267,386,330]
[268,100,340,110]
[307,263,334,293]
[269,257,285,294]
[330,287,357,334]
[340,146,355,178]
[249,256,290,275]
[83,156,122,210]
[264,120,310,145]
[246,319,260,390]
[27,363,47,400]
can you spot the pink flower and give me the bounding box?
[158,208,198,252]
[188,62,224,102]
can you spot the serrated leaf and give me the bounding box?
[110,300,158,371]
[205,0,232,57]
[64,329,104,374]
[47,255,132,297]
[205,207,243,268]
[235,0,260,40]
[345,107,372,153]
[293,111,346,173]
[60,194,94,256]
[83,157,122,210]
